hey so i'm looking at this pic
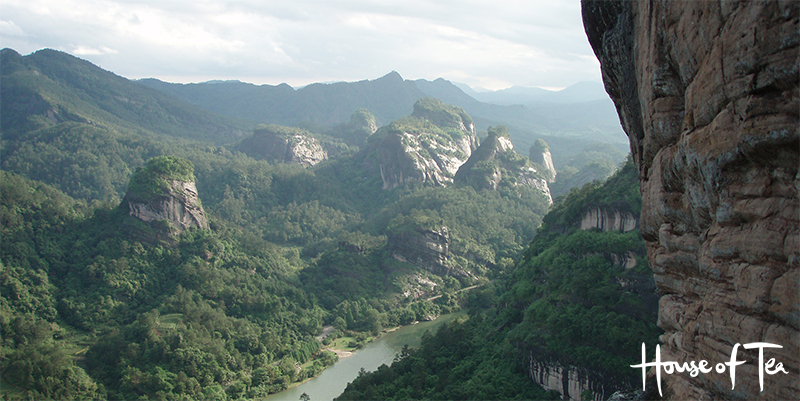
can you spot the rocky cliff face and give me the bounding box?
[387,226,461,277]
[367,98,478,190]
[583,1,798,399]
[529,139,557,183]
[123,156,209,242]
[127,180,209,233]
[236,124,326,167]
[526,360,606,401]
[579,207,638,232]
[455,129,553,204]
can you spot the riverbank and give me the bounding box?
[264,310,468,400]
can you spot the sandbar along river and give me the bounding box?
[264,311,467,401]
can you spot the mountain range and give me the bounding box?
[138,71,627,158]
[0,46,657,401]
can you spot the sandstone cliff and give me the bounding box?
[386,212,468,277]
[526,360,606,401]
[579,207,638,232]
[387,226,454,277]
[515,158,656,400]
[455,127,553,204]
[236,124,326,167]
[582,1,799,399]
[364,97,478,190]
[529,138,557,183]
[123,156,209,242]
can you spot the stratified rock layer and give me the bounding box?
[388,226,458,277]
[579,207,638,232]
[127,180,209,233]
[582,1,798,399]
[367,98,479,190]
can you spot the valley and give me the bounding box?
[0,47,645,400]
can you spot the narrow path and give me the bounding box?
[426,283,484,302]
[316,325,335,342]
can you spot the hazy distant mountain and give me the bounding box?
[467,81,610,105]
[138,71,425,128]
[138,72,626,154]
[411,77,626,155]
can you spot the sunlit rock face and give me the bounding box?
[529,139,557,183]
[127,180,209,233]
[123,156,209,244]
[582,0,798,399]
[455,130,553,203]
[236,125,327,167]
[372,97,479,190]
[527,360,606,401]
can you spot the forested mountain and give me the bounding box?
[0,48,250,143]
[138,71,424,129]
[337,158,661,400]
[138,69,627,167]
[1,47,655,400]
[0,48,564,399]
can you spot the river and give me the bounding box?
[264,311,467,401]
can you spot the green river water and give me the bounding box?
[264,310,467,401]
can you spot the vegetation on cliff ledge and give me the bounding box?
[125,155,196,200]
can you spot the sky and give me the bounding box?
[0,0,601,91]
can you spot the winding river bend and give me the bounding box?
[264,311,467,401]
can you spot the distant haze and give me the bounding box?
[0,0,601,90]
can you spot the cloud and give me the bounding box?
[0,20,25,36]
[72,45,117,55]
[0,19,26,37]
[0,0,601,89]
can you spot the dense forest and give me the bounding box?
[336,158,661,399]
[0,48,657,400]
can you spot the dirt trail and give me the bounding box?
[426,283,484,301]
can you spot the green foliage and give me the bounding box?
[545,156,640,231]
[126,156,196,200]
[499,157,660,390]
[387,209,444,234]
[3,343,104,400]
[530,138,550,154]
[252,123,311,139]
[0,122,167,202]
[1,48,656,400]
[336,311,551,400]
[0,172,334,399]
[412,97,473,131]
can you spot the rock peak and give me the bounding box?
[235,124,326,167]
[123,156,209,242]
[455,127,553,203]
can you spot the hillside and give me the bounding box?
[0,48,253,202]
[337,157,661,400]
[138,71,425,128]
[0,46,662,401]
[0,48,561,399]
[0,48,249,143]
